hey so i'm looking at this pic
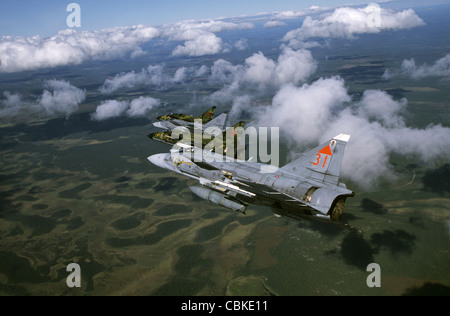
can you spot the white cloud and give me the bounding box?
[172,31,223,56]
[99,64,210,94]
[1,91,23,108]
[162,19,253,40]
[172,67,188,83]
[264,7,329,28]
[283,4,425,47]
[256,77,350,143]
[0,92,28,117]
[127,97,161,117]
[326,111,450,188]
[275,47,317,85]
[384,54,450,80]
[91,100,129,121]
[91,97,160,121]
[228,95,255,123]
[1,80,85,118]
[242,48,317,87]
[234,38,248,51]
[274,11,306,20]
[271,7,330,21]
[264,21,287,28]
[357,89,407,128]
[208,47,317,103]
[164,19,253,57]
[100,65,166,94]
[0,18,255,73]
[209,59,243,84]
[0,26,160,73]
[243,52,277,86]
[38,80,86,117]
[251,76,450,188]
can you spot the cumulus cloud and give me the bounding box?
[252,76,450,188]
[270,7,328,21]
[163,19,253,57]
[91,96,160,121]
[273,10,307,21]
[208,47,317,103]
[0,80,85,118]
[283,4,425,47]
[172,31,223,56]
[357,89,407,128]
[100,65,166,94]
[257,77,350,142]
[162,19,253,40]
[383,54,450,80]
[234,38,248,51]
[99,64,209,94]
[0,92,28,117]
[274,47,317,85]
[0,26,160,73]
[126,97,161,117]
[100,47,314,97]
[0,18,254,73]
[264,21,287,28]
[91,100,129,121]
[39,80,86,117]
[264,7,329,28]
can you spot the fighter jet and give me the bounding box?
[154,106,216,130]
[148,134,355,223]
[153,112,228,132]
[148,120,245,157]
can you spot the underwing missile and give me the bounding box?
[190,186,247,213]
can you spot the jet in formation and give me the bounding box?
[148,129,355,225]
[149,120,244,156]
[151,106,248,157]
[153,106,219,130]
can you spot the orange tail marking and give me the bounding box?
[318,145,333,156]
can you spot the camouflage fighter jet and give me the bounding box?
[148,120,245,157]
[154,106,216,130]
[153,112,228,132]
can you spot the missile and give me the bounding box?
[190,186,247,213]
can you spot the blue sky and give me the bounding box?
[0,0,448,37]
[0,0,383,37]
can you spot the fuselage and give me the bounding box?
[148,147,354,220]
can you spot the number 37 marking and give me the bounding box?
[312,153,329,168]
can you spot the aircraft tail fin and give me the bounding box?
[200,106,216,123]
[231,120,245,131]
[281,134,351,185]
[204,112,228,130]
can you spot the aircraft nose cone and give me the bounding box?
[148,154,167,169]
[148,132,164,140]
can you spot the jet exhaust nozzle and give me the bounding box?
[190,186,246,213]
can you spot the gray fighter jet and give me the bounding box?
[148,134,354,223]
